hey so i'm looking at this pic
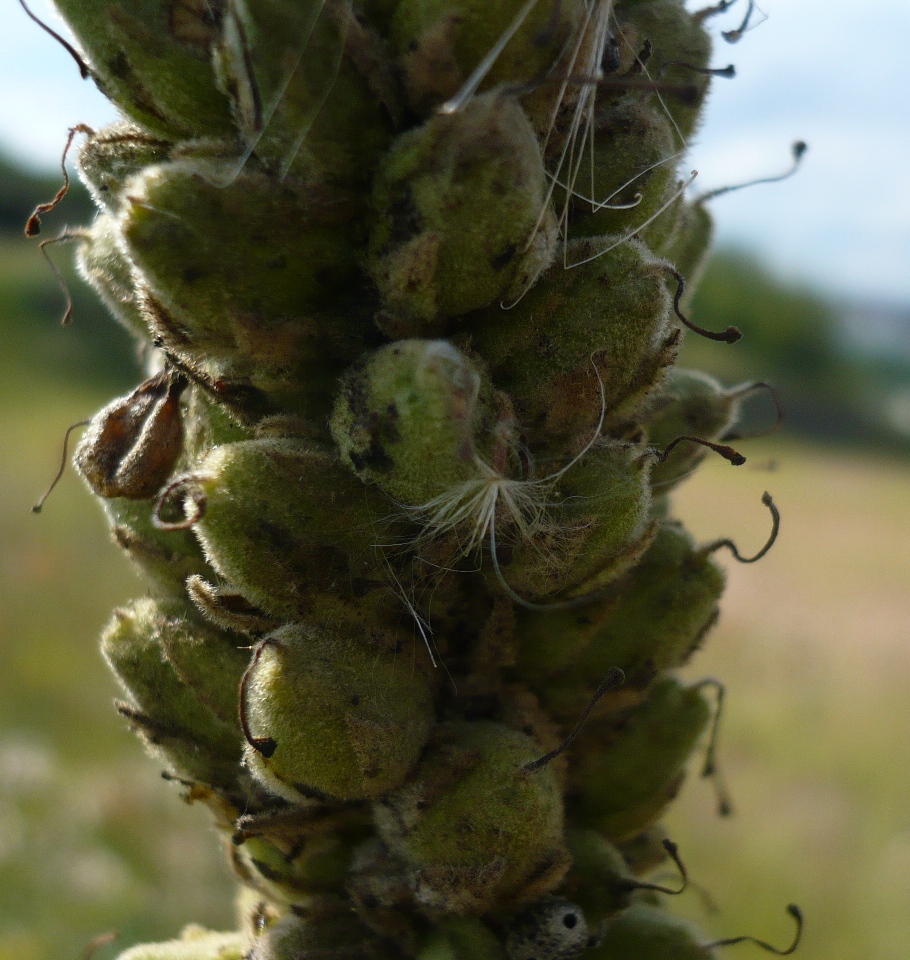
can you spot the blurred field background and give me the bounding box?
[1,155,909,960]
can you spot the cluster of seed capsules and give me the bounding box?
[38,0,800,958]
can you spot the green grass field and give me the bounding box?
[1,228,908,959]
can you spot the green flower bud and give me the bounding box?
[375,721,568,915]
[164,437,392,617]
[77,122,173,214]
[52,0,234,138]
[368,94,556,335]
[567,675,711,840]
[515,522,724,715]
[74,371,187,500]
[391,0,583,116]
[504,897,591,960]
[101,598,244,789]
[241,603,436,802]
[332,339,515,507]
[464,238,675,449]
[76,213,148,342]
[588,903,709,960]
[116,928,246,960]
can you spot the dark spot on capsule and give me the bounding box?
[491,244,517,271]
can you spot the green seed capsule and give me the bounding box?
[463,238,675,450]
[232,824,367,909]
[563,98,677,244]
[375,721,568,915]
[568,675,711,840]
[77,122,173,214]
[116,928,246,960]
[76,213,148,342]
[215,0,394,186]
[658,201,714,293]
[515,522,724,715]
[368,94,556,335]
[562,829,658,925]
[613,0,712,142]
[171,437,391,617]
[588,903,711,960]
[120,156,363,355]
[152,599,251,726]
[103,494,214,600]
[241,603,436,802]
[249,912,403,960]
[417,919,505,960]
[52,0,234,138]
[644,370,743,490]
[499,443,654,602]
[101,598,244,790]
[332,339,515,507]
[391,0,583,117]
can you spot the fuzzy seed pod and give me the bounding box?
[391,0,583,116]
[563,98,677,243]
[368,93,556,335]
[464,237,675,449]
[169,438,391,617]
[332,339,515,507]
[498,442,654,601]
[76,212,149,342]
[515,522,725,715]
[77,122,173,214]
[587,902,710,960]
[644,370,744,490]
[214,0,395,186]
[52,0,234,138]
[375,721,568,915]
[101,598,245,791]
[613,0,712,141]
[119,157,364,354]
[241,604,436,802]
[661,202,715,295]
[567,675,712,840]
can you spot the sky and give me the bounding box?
[1,0,908,305]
